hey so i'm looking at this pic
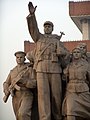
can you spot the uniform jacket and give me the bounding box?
[3,63,36,92]
[27,14,69,73]
[64,59,90,92]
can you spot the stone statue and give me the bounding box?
[62,48,90,120]
[26,50,39,120]
[76,42,88,61]
[3,51,36,120]
[26,2,70,120]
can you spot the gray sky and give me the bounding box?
[0,0,82,119]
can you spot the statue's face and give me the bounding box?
[44,24,53,34]
[16,54,25,65]
[72,49,82,60]
[79,45,87,54]
[77,43,87,54]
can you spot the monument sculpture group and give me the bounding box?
[3,2,90,120]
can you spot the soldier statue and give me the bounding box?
[3,51,36,120]
[26,2,69,120]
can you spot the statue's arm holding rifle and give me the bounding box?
[3,72,12,103]
[3,67,28,103]
[17,67,36,89]
[3,66,36,103]
[3,70,24,103]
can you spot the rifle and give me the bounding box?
[3,66,29,103]
[59,31,65,40]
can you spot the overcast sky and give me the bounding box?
[0,0,82,119]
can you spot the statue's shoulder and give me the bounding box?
[81,58,88,64]
[52,34,60,40]
[80,59,89,69]
[10,66,17,73]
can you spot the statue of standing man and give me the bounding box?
[26,2,69,120]
[3,51,36,120]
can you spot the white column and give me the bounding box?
[81,19,90,40]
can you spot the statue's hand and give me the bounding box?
[17,78,25,84]
[3,82,9,95]
[28,2,37,15]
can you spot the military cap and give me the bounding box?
[14,51,26,56]
[43,21,54,27]
[77,43,87,48]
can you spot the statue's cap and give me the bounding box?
[43,21,53,27]
[77,43,87,47]
[14,51,26,56]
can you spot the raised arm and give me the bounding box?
[26,2,40,42]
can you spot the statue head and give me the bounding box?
[14,51,26,64]
[72,48,82,60]
[43,21,54,27]
[43,21,54,34]
[76,43,87,54]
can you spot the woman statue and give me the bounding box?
[62,47,90,120]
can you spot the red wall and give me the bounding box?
[69,1,90,16]
[24,40,90,53]
[64,40,90,52]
